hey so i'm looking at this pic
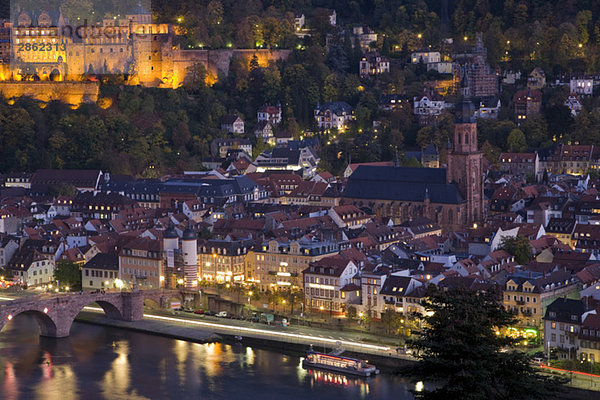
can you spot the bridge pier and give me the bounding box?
[120,292,144,322]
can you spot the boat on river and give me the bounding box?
[302,346,379,377]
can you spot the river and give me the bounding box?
[0,314,416,400]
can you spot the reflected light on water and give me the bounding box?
[174,339,189,385]
[0,317,413,400]
[245,346,255,367]
[3,362,18,400]
[296,357,307,382]
[307,369,366,390]
[203,342,222,378]
[42,352,53,380]
[415,381,424,392]
[103,341,131,397]
[36,363,78,400]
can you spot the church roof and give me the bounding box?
[344,166,464,205]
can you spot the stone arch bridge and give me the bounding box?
[0,290,181,338]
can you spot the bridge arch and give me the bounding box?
[0,309,60,337]
[90,300,124,320]
[143,298,161,310]
[65,296,126,332]
[143,291,182,310]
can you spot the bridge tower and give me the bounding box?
[181,225,198,289]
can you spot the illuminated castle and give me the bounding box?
[5,6,290,90]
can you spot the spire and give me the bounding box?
[455,68,475,124]
[460,67,471,98]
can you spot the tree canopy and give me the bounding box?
[54,261,82,291]
[499,235,532,265]
[407,286,566,400]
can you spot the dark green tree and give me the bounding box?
[53,261,82,291]
[407,286,566,400]
[381,308,403,335]
[507,128,527,152]
[499,235,532,265]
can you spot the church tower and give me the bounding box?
[446,73,484,225]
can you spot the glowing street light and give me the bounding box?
[417,33,422,39]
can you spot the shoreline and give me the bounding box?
[75,312,222,344]
[75,312,600,398]
[74,311,414,370]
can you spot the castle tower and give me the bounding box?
[181,225,198,289]
[446,73,484,225]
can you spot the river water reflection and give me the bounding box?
[0,315,415,400]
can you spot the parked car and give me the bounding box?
[216,311,228,318]
[204,310,216,316]
[183,308,194,313]
[194,309,205,315]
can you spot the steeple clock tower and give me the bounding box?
[446,74,484,225]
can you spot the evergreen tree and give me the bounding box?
[407,286,566,400]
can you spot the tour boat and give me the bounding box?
[302,347,379,377]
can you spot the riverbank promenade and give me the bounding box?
[79,306,412,362]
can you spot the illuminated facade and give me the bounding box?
[247,239,339,292]
[6,8,290,91]
[198,240,251,284]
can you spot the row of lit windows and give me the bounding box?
[122,268,158,277]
